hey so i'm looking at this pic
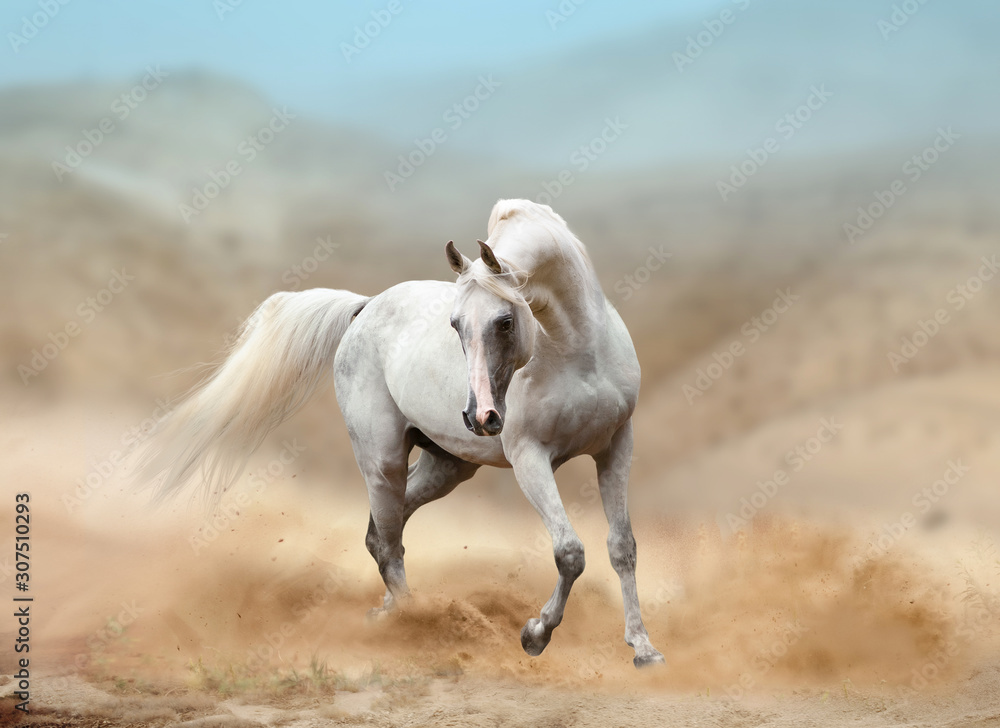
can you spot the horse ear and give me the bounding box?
[477,239,503,275]
[445,241,471,275]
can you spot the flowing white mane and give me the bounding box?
[457,199,597,308]
[457,265,528,305]
[486,199,592,264]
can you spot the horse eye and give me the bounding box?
[498,317,514,332]
[449,317,459,330]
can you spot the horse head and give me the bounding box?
[445,239,534,436]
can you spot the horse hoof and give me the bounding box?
[520,618,550,657]
[366,606,392,623]
[633,651,666,669]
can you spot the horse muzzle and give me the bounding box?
[462,407,504,436]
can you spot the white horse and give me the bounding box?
[140,199,664,667]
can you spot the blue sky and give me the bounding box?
[5,1,991,168]
[1,0,719,116]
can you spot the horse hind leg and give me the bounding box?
[401,444,480,525]
[338,387,413,619]
[366,442,480,617]
[364,463,412,617]
[359,448,410,618]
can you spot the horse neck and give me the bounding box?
[500,236,606,355]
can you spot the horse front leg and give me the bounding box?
[595,419,665,668]
[511,443,586,656]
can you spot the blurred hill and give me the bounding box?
[2,65,1000,404]
[0,72,398,259]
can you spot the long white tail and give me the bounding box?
[137,288,370,507]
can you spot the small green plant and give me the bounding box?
[184,655,352,698]
[308,655,331,690]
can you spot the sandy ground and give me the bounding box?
[1,391,999,727]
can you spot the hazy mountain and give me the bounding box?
[0,72,408,256]
[327,0,1000,168]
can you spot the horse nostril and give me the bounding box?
[462,410,476,432]
[484,410,503,435]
